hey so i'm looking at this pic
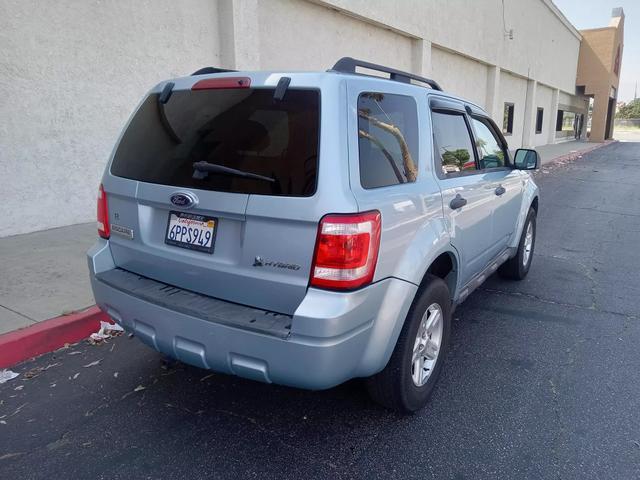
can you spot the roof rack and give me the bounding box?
[331,57,442,91]
[191,67,237,76]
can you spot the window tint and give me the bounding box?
[503,103,514,135]
[431,111,477,175]
[110,88,320,196]
[358,93,419,189]
[470,117,506,169]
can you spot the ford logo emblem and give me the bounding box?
[170,192,197,209]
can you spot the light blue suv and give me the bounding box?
[88,58,539,412]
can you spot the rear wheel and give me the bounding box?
[366,274,451,413]
[498,207,536,280]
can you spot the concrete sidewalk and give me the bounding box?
[0,139,619,336]
[535,139,600,164]
[614,129,640,143]
[534,128,640,164]
[0,223,95,334]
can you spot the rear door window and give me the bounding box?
[110,88,320,197]
[431,111,477,176]
[357,92,419,189]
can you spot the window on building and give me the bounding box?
[358,92,419,189]
[556,110,564,132]
[535,108,544,134]
[561,111,577,132]
[432,111,477,176]
[556,109,579,136]
[503,103,514,136]
[470,117,507,169]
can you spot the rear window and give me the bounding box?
[357,92,419,189]
[110,88,320,196]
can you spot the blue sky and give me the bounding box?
[554,0,639,102]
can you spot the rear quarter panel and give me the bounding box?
[346,80,454,292]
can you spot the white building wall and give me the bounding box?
[0,0,223,237]
[559,91,590,112]
[431,47,488,108]
[257,0,414,72]
[0,0,587,237]
[316,0,582,93]
[533,85,554,147]
[500,72,528,148]
[498,0,581,93]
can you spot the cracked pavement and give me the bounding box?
[1,142,640,479]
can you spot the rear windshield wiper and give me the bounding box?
[192,161,275,183]
[157,82,182,144]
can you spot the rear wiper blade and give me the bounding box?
[192,161,275,183]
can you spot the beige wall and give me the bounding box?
[431,47,488,108]
[0,0,587,236]
[314,0,581,93]
[533,85,553,147]
[577,28,622,94]
[257,0,414,72]
[499,72,528,147]
[0,0,222,237]
[559,91,589,111]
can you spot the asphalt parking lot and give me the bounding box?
[1,142,639,479]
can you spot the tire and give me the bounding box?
[498,207,537,280]
[366,274,451,413]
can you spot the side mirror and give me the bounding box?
[513,148,539,170]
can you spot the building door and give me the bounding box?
[574,114,584,140]
[605,98,615,139]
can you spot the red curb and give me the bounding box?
[0,306,109,369]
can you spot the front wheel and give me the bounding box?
[498,207,536,280]
[366,274,451,413]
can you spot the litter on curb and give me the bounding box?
[88,321,124,345]
[0,370,19,384]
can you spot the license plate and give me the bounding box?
[165,211,217,254]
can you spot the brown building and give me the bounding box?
[576,8,625,142]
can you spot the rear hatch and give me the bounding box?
[104,76,324,314]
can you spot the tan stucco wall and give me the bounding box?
[257,0,414,72]
[314,0,582,94]
[430,47,488,108]
[559,91,589,111]
[500,72,528,144]
[577,27,623,95]
[532,85,553,147]
[0,0,223,237]
[575,12,624,142]
[0,0,587,236]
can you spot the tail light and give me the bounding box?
[97,183,110,239]
[310,211,381,290]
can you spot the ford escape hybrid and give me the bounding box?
[88,58,540,412]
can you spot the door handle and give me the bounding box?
[495,186,506,196]
[449,194,468,210]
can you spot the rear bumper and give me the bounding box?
[88,240,417,390]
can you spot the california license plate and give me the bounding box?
[165,211,217,254]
